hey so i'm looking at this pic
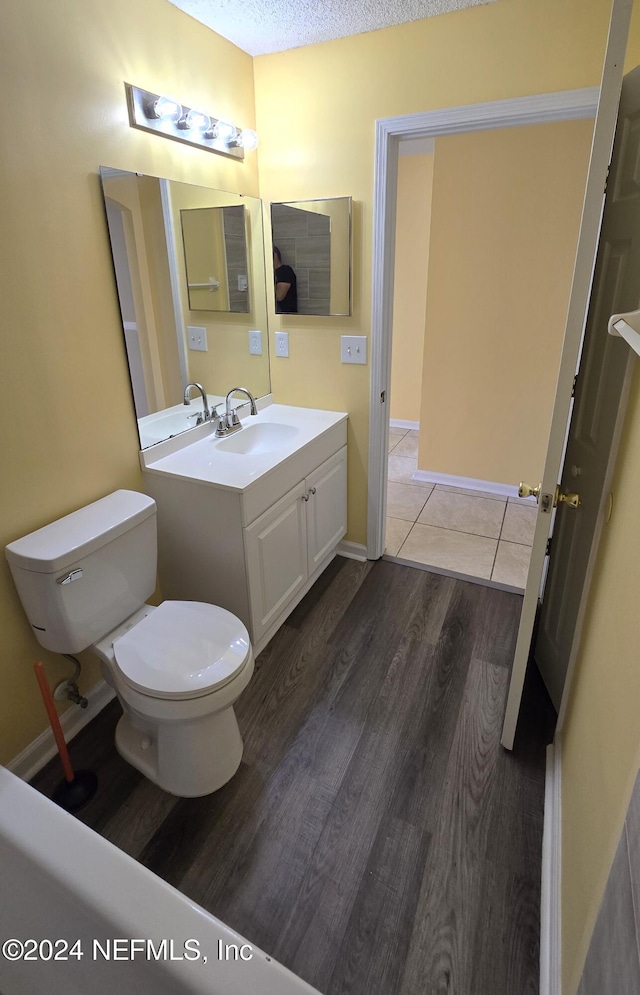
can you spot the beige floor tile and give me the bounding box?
[386,481,433,521]
[385,517,413,556]
[406,429,420,439]
[508,494,538,507]
[434,483,508,503]
[392,434,419,458]
[492,541,531,588]
[388,454,419,484]
[501,503,537,545]
[388,429,407,454]
[397,524,497,579]
[417,489,506,539]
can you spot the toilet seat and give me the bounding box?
[112,601,251,701]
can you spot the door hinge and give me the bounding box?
[545,536,552,557]
[571,374,578,398]
[380,390,386,404]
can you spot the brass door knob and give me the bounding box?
[555,486,581,509]
[518,482,541,501]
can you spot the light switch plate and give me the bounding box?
[248,330,263,355]
[275,331,289,358]
[187,325,207,352]
[341,335,367,364]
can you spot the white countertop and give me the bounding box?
[142,404,348,492]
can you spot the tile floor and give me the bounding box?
[386,427,537,589]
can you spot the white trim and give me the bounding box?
[540,740,562,995]
[411,469,525,500]
[367,87,599,561]
[389,418,420,431]
[7,681,116,783]
[336,540,368,562]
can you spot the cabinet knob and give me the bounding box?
[309,487,316,496]
[301,493,310,502]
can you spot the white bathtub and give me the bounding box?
[0,767,320,995]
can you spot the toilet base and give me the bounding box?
[114,705,244,797]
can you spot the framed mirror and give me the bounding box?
[181,205,250,313]
[270,197,352,316]
[100,168,270,449]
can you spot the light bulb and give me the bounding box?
[238,129,259,152]
[211,120,237,143]
[149,96,182,122]
[185,109,211,131]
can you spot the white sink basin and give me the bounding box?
[214,421,299,455]
[142,403,348,495]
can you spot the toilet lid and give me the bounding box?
[113,601,252,700]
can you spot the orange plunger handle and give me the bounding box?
[33,662,75,783]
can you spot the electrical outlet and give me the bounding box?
[340,335,367,364]
[275,331,289,358]
[248,330,263,355]
[187,326,207,352]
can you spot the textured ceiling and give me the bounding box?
[167,0,497,57]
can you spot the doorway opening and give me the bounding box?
[367,88,599,577]
[382,116,596,589]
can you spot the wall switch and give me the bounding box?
[187,325,207,352]
[341,335,367,364]
[248,330,263,355]
[275,331,289,358]
[238,274,248,291]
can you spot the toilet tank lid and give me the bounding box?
[5,490,156,574]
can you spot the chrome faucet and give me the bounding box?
[216,387,258,436]
[183,382,211,424]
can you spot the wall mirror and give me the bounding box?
[270,197,352,316]
[100,167,270,449]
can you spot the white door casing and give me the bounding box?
[367,87,599,564]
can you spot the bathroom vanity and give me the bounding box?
[141,404,348,654]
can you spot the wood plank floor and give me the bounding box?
[31,557,555,995]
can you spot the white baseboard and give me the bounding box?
[540,740,562,995]
[411,469,527,500]
[389,419,420,431]
[337,540,368,562]
[8,680,116,783]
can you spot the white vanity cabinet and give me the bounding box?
[245,447,347,645]
[141,406,348,655]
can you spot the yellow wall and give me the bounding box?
[555,21,640,995]
[559,367,640,993]
[255,0,620,543]
[417,120,593,484]
[0,0,257,765]
[390,153,434,424]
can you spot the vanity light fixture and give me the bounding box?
[125,83,259,161]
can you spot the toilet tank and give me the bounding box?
[5,490,157,655]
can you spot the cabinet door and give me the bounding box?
[306,446,347,575]
[244,481,308,644]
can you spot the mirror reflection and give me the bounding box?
[100,168,270,449]
[181,206,250,313]
[270,197,352,316]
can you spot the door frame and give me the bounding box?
[367,87,599,561]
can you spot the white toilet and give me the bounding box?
[5,489,255,797]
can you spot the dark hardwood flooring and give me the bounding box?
[31,557,555,995]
